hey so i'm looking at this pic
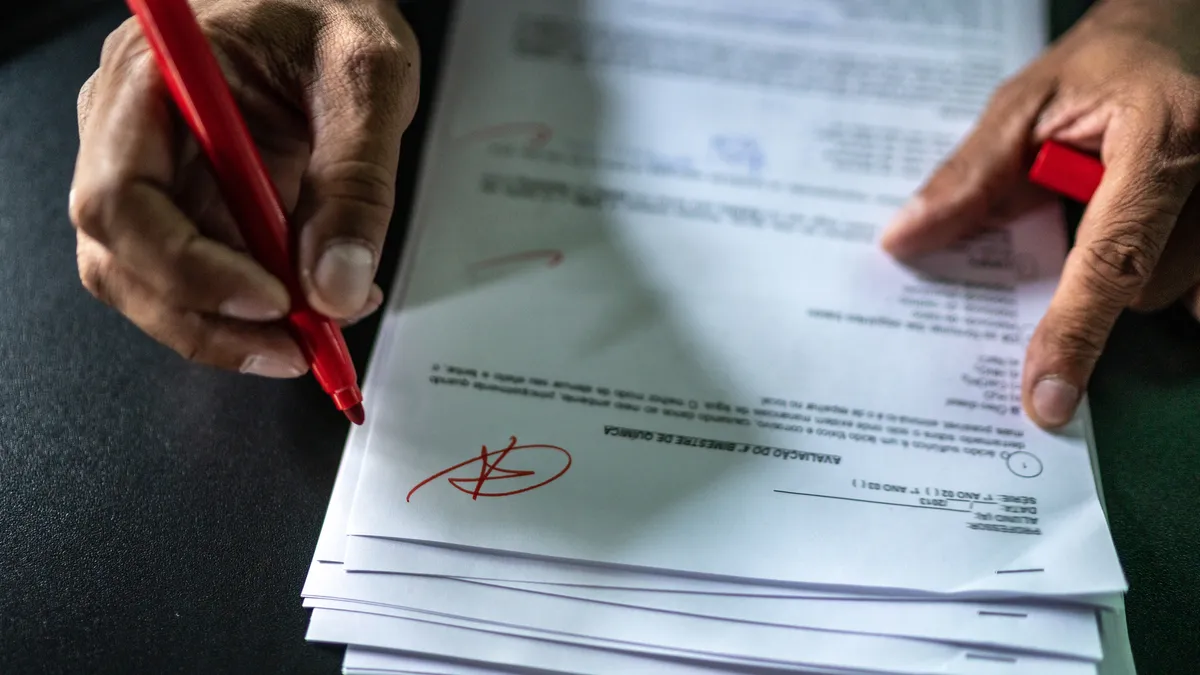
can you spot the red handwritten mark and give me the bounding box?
[456,123,562,277]
[453,122,553,150]
[468,249,564,275]
[407,436,572,502]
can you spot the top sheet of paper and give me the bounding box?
[347,0,1127,597]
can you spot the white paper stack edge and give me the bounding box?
[302,404,1135,674]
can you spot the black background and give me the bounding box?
[1,1,1198,674]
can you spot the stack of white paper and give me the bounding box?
[301,1,1138,673]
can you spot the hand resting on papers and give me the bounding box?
[68,0,418,378]
[881,0,1200,428]
[69,0,1198,431]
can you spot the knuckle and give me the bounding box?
[1079,230,1157,301]
[68,181,116,243]
[317,12,420,130]
[99,19,152,73]
[318,160,396,213]
[341,33,410,86]
[69,178,146,247]
[327,23,418,121]
[99,19,135,58]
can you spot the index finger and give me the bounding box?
[1022,110,1200,427]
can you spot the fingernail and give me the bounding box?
[314,240,375,311]
[219,296,286,321]
[240,354,306,379]
[1032,377,1079,427]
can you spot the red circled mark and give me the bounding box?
[468,249,564,274]
[453,122,553,150]
[407,436,572,502]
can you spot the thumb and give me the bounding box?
[880,79,1054,258]
[1022,112,1196,428]
[299,31,419,318]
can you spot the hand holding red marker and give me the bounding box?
[880,0,1200,430]
[120,0,372,423]
[71,0,420,423]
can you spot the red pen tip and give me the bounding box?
[344,403,365,425]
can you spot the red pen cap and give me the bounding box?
[1028,140,1104,203]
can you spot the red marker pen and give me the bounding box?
[1029,140,1104,203]
[125,0,365,424]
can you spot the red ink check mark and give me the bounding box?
[407,436,572,502]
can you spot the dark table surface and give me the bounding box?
[1,2,1197,674]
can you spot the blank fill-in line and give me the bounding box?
[966,653,1019,664]
[995,568,1045,574]
[978,610,1028,618]
[773,490,971,513]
